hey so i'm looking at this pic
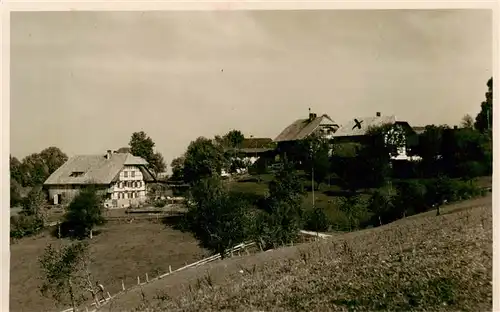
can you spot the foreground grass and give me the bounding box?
[10,221,209,312]
[104,197,491,312]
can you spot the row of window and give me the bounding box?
[116,191,142,199]
[123,170,137,178]
[118,181,143,188]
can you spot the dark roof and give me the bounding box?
[44,152,154,185]
[332,115,397,138]
[274,114,338,142]
[237,147,275,154]
[332,116,416,138]
[240,138,274,149]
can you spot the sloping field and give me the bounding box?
[101,195,492,312]
[10,221,209,312]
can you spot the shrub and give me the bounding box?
[10,214,44,239]
[64,186,106,239]
[367,185,399,226]
[395,180,428,216]
[153,199,167,208]
[304,206,330,232]
[22,186,46,217]
[336,195,370,231]
[185,177,251,258]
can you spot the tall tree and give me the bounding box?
[21,153,50,186]
[64,186,106,239]
[356,124,396,188]
[461,114,475,129]
[223,130,245,148]
[185,176,250,258]
[129,131,166,176]
[475,77,493,133]
[414,125,449,177]
[183,137,226,185]
[10,178,22,207]
[39,147,68,175]
[256,161,306,248]
[330,142,365,193]
[300,134,331,190]
[170,156,185,181]
[150,152,166,175]
[39,241,100,311]
[10,155,24,185]
[21,185,46,219]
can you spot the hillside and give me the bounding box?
[10,221,209,312]
[99,194,492,312]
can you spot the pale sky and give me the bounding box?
[10,10,492,170]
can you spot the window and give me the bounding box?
[69,171,85,177]
[124,171,128,178]
[131,171,135,178]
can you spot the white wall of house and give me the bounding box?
[109,166,147,204]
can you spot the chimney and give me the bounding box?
[106,150,112,159]
[376,112,381,117]
[309,109,317,121]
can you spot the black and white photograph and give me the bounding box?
[7,5,495,312]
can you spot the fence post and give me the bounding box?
[121,279,125,291]
[146,273,149,283]
[169,265,172,273]
[137,276,140,285]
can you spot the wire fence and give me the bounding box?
[58,241,256,312]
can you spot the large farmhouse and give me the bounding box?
[331,112,420,161]
[43,150,156,208]
[272,110,420,162]
[274,111,340,162]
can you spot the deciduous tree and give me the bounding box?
[475,77,493,133]
[64,186,106,239]
[39,241,100,311]
[170,156,185,181]
[39,147,68,175]
[21,185,46,219]
[183,137,226,185]
[300,134,331,190]
[129,131,166,176]
[256,161,306,248]
[185,176,250,258]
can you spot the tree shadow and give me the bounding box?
[322,189,359,197]
[49,221,104,240]
[161,214,188,231]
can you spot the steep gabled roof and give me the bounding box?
[274,114,338,142]
[44,152,152,185]
[332,115,397,138]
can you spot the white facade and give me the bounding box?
[109,166,147,200]
[105,165,148,208]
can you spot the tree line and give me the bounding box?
[168,77,493,258]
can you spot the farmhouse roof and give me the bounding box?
[44,152,154,185]
[331,115,416,138]
[240,138,274,149]
[332,115,397,137]
[274,114,338,142]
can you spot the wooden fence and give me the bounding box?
[58,241,256,312]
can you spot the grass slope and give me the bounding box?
[102,195,492,312]
[10,221,209,312]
